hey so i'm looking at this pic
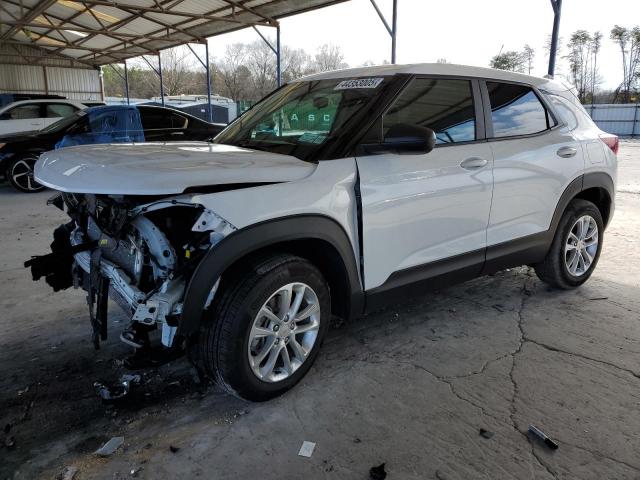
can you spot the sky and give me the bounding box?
[203,0,636,89]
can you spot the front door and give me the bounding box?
[356,77,494,290]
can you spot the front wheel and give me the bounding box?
[197,254,331,401]
[6,155,45,193]
[534,199,604,289]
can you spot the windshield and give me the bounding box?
[214,77,392,161]
[41,110,86,133]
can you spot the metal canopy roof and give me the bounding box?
[0,0,349,67]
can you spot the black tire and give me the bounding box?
[6,154,45,193]
[196,253,331,401]
[534,199,604,289]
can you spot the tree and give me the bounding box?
[610,25,640,103]
[313,44,347,72]
[215,43,251,101]
[523,44,535,74]
[590,31,603,103]
[246,40,277,99]
[489,50,526,72]
[281,46,313,82]
[566,30,592,102]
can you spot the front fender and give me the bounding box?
[178,214,363,336]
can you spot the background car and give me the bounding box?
[0,99,87,135]
[0,104,226,192]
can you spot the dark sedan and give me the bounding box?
[0,104,226,192]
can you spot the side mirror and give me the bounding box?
[383,123,436,154]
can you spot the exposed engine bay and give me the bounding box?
[26,192,235,355]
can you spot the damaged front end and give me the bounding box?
[26,192,234,355]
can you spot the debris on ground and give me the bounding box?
[528,425,559,450]
[588,297,608,301]
[492,304,505,313]
[479,428,495,439]
[298,441,316,458]
[94,374,141,403]
[94,436,125,457]
[5,435,16,449]
[369,462,387,480]
[130,466,142,477]
[169,445,180,453]
[58,466,78,480]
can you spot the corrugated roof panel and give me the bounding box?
[4,0,351,66]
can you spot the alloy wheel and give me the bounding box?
[247,282,321,383]
[565,215,599,277]
[10,157,44,192]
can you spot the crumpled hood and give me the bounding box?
[35,142,317,195]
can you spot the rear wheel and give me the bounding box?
[197,253,330,401]
[534,199,603,289]
[6,154,45,193]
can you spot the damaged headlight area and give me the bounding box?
[26,192,235,353]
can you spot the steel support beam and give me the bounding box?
[158,53,165,106]
[124,60,130,104]
[186,42,213,122]
[252,24,281,87]
[548,0,562,77]
[205,42,212,122]
[276,25,281,87]
[369,0,398,64]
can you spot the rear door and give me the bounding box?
[355,77,494,290]
[140,108,189,141]
[43,102,79,128]
[0,103,44,134]
[482,81,585,248]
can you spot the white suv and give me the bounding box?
[0,99,86,135]
[28,64,617,401]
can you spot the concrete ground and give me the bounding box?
[1,141,639,480]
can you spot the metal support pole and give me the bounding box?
[391,0,397,64]
[276,25,281,87]
[205,42,212,122]
[633,103,639,139]
[124,60,130,105]
[548,0,562,77]
[369,0,398,64]
[158,53,165,106]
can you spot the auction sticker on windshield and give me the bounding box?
[334,78,384,90]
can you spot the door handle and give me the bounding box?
[557,146,577,158]
[170,131,184,136]
[460,157,488,170]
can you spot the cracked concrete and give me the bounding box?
[1,141,640,479]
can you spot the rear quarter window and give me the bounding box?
[545,94,578,130]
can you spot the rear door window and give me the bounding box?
[486,82,553,137]
[45,103,77,118]
[383,78,476,144]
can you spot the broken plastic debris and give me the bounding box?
[528,425,559,450]
[94,436,125,457]
[60,466,78,480]
[479,428,495,439]
[169,445,180,453]
[94,374,141,403]
[298,441,316,458]
[369,462,387,480]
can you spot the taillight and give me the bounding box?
[599,133,619,155]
